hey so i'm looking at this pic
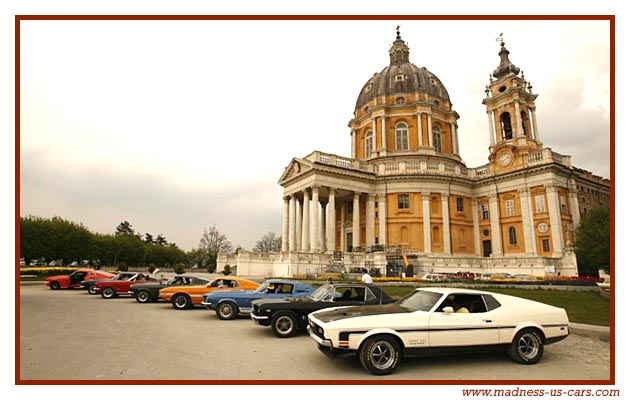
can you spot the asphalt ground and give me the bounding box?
[19,284,611,382]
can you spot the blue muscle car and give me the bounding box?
[201,279,315,320]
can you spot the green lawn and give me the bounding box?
[383,286,610,326]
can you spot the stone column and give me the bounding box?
[531,106,540,141]
[296,199,303,251]
[489,194,503,256]
[519,188,536,255]
[515,101,524,137]
[320,201,327,252]
[422,192,432,254]
[487,110,496,145]
[327,188,336,252]
[441,193,451,255]
[340,201,347,252]
[352,192,361,250]
[282,196,290,252]
[310,186,320,252]
[427,114,433,148]
[381,116,387,154]
[472,198,481,256]
[450,122,459,155]
[417,113,423,147]
[378,193,387,247]
[301,190,310,251]
[568,189,581,227]
[288,195,296,252]
[366,194,376,248]
[546,185,564,256]
[351,129,356,159]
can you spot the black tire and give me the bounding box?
[87,285,97,295]
[508,328,544,364]
[136,290,151,304]
[358,335,402,375]
[101,287,116,299]
[172,294,191,310]
[216,302,238,320]
[271,313,298,338]
[49,281,61,290]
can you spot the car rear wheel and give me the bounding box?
[172,294,191,310]
[49,281,61,290]
[359,335,402,375]
[136,290,151,303]
[87,285,97,295]
[216,302,238,320]
[271,313,298,338]
[101,287,116,299]
[509,328,544,364]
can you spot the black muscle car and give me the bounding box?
[128,275,210,303]
[250,283,395,338]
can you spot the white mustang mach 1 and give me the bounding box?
[307,288,570,375]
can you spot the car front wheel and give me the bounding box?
[49,281,61,290]
[87,285,97,295]
[136,290,151,303]
[172,294,191,310]
[216,302,238,320]
[101,287,116,299]
[271,313,298,338]
[509,328,544,364]
[358,335,402,375]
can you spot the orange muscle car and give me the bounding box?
[159,276,260,310]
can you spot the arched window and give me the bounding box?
[501,112,513,140]
[433,124,442,153]
[395,122,409,150]
[508,226,517,245]
[365,131,373,158]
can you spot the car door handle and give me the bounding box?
[483,319,494,323]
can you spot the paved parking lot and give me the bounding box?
[19,285,611,381]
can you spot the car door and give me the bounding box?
[428,293,499,347]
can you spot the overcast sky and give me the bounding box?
[19,18,611,251]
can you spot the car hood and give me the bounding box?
[311,304,410,323]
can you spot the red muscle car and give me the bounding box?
[94,273,162,299]
[45,269,115,290]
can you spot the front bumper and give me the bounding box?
[250,313,270,326]
[200,301,216,310]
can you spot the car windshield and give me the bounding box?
[254,282,270,293]
[395,289,443,312]
[309,284,334,301]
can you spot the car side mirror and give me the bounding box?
[442,306,454,314]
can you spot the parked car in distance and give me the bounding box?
[45,269,115,290]
[202,279,315,320]
[252,282,395,338]
[159,277,260,310]
[81,272,137,294]
[129,275,211,303]
[307,287,570,375]
[421,273,447,281]
[94,273,161,299]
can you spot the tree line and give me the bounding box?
[19,216,283,272]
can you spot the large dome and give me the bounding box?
[355,29,451,110]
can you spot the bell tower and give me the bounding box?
[483,34,542,172]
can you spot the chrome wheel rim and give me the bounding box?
[174,296,187,308]
[369,341,396,370]
[219,304,233,318]
[103,289,114,298]
[275,316,293,334]
[517,333,539,360]
[138,291,149,302]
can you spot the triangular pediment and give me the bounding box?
[278,158,312,185]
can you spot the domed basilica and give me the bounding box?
[221,28,610,278]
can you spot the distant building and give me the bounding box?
[220,29,610,278]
